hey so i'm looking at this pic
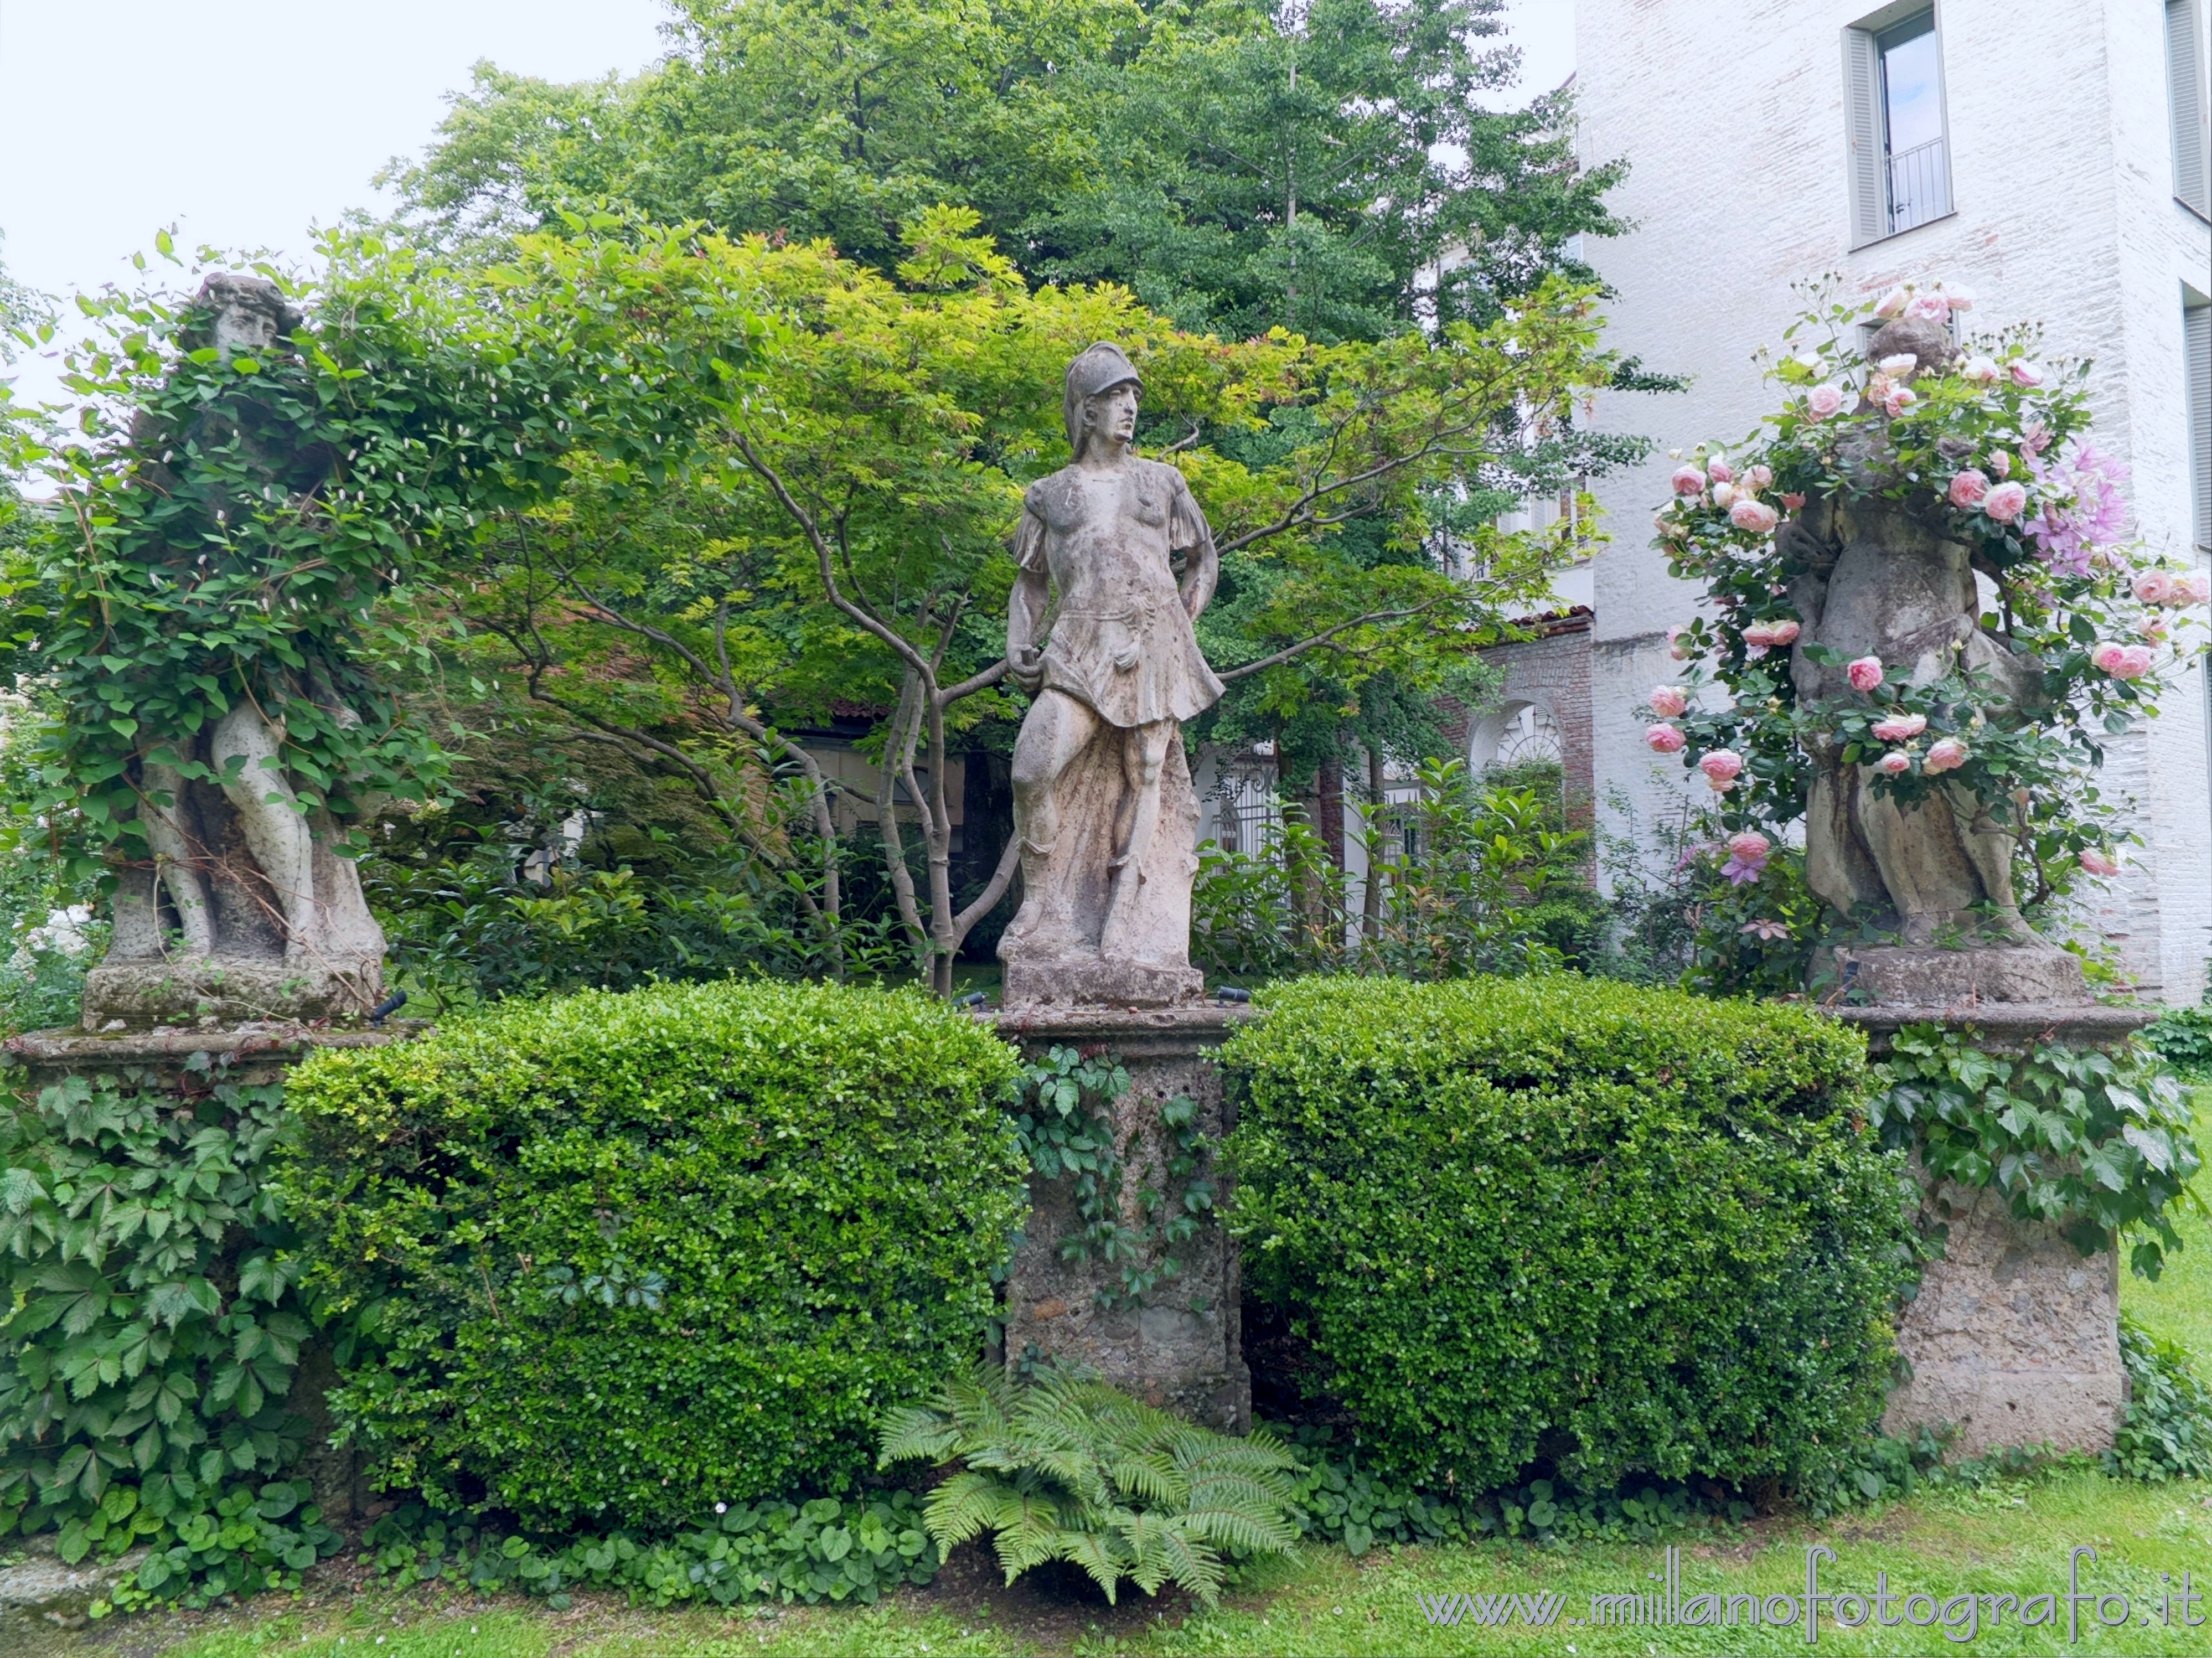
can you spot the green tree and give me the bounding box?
[385,0,1620,342]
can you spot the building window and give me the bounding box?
[2187,288,2211,552]
[1846,8,1952,245]
[2173,0,2211,217]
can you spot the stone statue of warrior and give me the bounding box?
[1000,343,1224,1004]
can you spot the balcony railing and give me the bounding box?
[1887,137,1951,234]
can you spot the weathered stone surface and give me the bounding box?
[999,344,1223,1001]
[996,1005,1250,1431]
[0,1536,149,1629]
[1885,1176,2125,1456]
[1831,943,2086,1005]
[6,1020,423,1096]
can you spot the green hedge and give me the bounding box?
[280,981,1026,1532]
[1222,975,1911,1499]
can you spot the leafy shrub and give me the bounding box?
[879,1362,1302,1608]
[354,1489,939,1609]
[0,1062,345,1605]
[2107,1317,2212,1481]
[1191,759,1598,983]
[1274,1429,1753,1556]
[1874,1024,2204,1277]
[2143,1004,2212,1082]
[280,980,1026,1532]
[1223,975,1912,1498]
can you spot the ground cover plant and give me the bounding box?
[1221,974,1914,1501]
[0,1058,347,1600]
[276,980,1026,1531]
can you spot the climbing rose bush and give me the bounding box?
[1641,277,2208,912]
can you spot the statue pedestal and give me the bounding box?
[1826,947,2147,1456]
[1879,1172,2125,1456]
[994,1003,1251,1432]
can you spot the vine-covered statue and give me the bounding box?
[81,277,390,1027]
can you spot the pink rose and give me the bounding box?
[1883,386,1917,416]
[1989,450,2011,478]
[1874,751,1913,775]
[1782,492,1807,510]
[1940,283,1976,312]
[1707,459,1735,483]
[1879,352,1919,376]
[2140,614,2172,642]
[1846,655,1884,692]
[1668,625,1693,661]
[1698,749,1745,787]
[1805,383,1844,420]
[1983,481,2028,523]
[2131,569,2175,605]
[1742,621,1776,649]
[1961,355,1999,385]
[1711,481,1738,509]
[1874,287,1908,318]
[1727,830,1771,862]
[1946,469,1990,509]
[2172,570,2210,605]
[2009,361,2044,387]
[1871,712,1929,742]
[1906,294,1950,324]
[2079,848,2121,877]
[1649,685,1688,717]
[1646,722,1686,753]
[1924,737,1968,774]
[2094,642,2154,679]
[1766,618,1800,645]
[1730,498,1780,534]
[1745,464,1774,490]
[1671,464,1705,496]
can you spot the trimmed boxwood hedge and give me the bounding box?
[278,981,1025,1532]
[1222,975,1912,1500]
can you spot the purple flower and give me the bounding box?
[2026,443,2132,575]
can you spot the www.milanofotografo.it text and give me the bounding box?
[1417,1546,2207,1641]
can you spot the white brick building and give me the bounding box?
[1575,0,2212,1001]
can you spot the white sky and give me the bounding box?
[1,0,1574,400]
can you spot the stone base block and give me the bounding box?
[81,958,383,1030]
[1828,944,2086,1006]
[995,1004,1250,1430]
[7,1021,422,1094]
[1884,1179,2125,1456]
[1001,955,1203,1009]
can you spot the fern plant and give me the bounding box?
[878,1363,1303,1607]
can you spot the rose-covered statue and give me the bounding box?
[1642,277,2206,961]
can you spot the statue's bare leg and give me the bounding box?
[214,705,320,959]
[139,762,216,958]
[1007,690,1101,941]
[1104,720,1174,937]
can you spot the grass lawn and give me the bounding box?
[21,1096,2209,1658]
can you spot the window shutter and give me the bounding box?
[2185,296,2212,551]
[1845,29,1887,245]
[2174,0,2210,215]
